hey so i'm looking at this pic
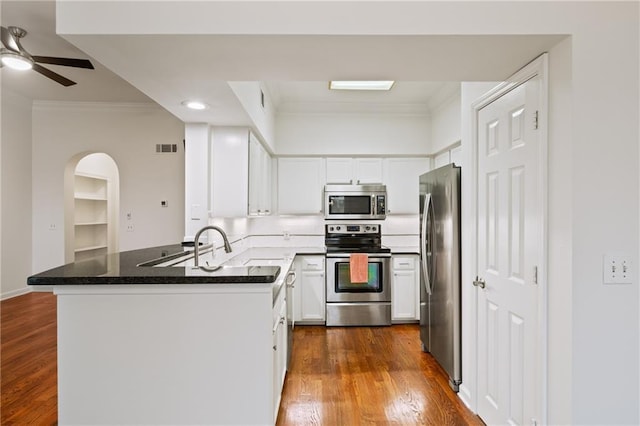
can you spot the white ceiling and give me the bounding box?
[0,1,152,103]
[2,1,565,127]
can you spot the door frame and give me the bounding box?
[467,53,549,424]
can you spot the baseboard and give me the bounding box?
[31,285,54,293]
[457,383,474,412]
[1,286,32,301]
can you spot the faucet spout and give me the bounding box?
[193,225,233,268]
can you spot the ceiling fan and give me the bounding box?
[1,25,94,87]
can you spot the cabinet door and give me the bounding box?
[277,158,325,214]
[392,270,417,320]
[260,151,272,214]
[450,145,462,166]
[300,270,325,321]
[383,158,430,214]
[272,298,287,421]
[249,134,272,216]
[325,158,354,184]
[211,128,249,217]
[392,256,420,321]
[354,158,383,184]
[248,136,262,215]
[434,151,451,168]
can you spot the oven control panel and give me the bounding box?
[326,224,379,234]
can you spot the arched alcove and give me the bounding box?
[64,153,120,263]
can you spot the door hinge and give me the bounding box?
[533,266,538,284]
[533,110,539,130]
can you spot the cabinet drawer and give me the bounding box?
[392,257,415,270]
[301,257,324,270]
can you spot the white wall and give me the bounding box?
[1,89,33,299]
[430,89,462,154]
[276,112,431,156]
[32,102,185,273]
[228,82,276,153]
[546,36,573,426]
[48,1,640,423]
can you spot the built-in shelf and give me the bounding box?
[74,244,109,253]
[74,173,110,261]
[74,194,108,201]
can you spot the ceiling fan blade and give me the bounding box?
[32,56,94,69]
[1,26,20,52]
[32,63,76,87]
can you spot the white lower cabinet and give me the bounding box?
[272,288,287,423]
[391,255,420,322]
[294,255,326,323]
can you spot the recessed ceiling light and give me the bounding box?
[329,81,395,91]
[0,50,34,71]
[182,100,209,110]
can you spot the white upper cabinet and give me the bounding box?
[277,158,325,214]
[248,133,272,216]
[211,128,271,217]
[433,144,462,169]
[383,158,430,214]
[325,158,383,185]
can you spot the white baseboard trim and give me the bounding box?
[31,285,54,293]
[457,383,474,412]
[1,286,32,301]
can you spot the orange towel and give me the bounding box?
[350,253,369,283]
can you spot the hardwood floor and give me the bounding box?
[1,292,481,425]
[1,292,57,425]
[277,325,482,426]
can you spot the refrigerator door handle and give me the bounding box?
[421,193,434,295]
[426,193,436,294]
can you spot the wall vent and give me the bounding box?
[156,144,178,153]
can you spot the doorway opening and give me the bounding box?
[64,153,120,263]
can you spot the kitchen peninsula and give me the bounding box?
[28,244,323,425]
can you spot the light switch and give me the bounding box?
[191,204,202,220]
[603,254,633,284]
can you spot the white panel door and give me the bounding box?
[476,78,540,425]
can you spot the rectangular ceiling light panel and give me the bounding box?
[329,81,395,91]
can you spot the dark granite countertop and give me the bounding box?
[27,244,280,285]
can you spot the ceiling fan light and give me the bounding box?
[1,51,33,71]
[182,100,208,110]
[329,81,395,91]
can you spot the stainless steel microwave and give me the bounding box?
[324,184,387,220]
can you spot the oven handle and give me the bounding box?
[326,253,392,258]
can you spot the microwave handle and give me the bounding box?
[371,195,375,215]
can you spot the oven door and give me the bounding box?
[325,254,391,302]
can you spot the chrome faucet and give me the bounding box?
[193,225,232,269]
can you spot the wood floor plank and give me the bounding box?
[1,292,482,425]
[1,292,58,425]
[277,325,483,426]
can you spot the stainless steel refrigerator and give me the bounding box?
[419,163,462,392]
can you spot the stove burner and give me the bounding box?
[324,223,386,253]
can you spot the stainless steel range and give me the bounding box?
[325,223,391,326]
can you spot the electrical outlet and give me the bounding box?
[161,200,168,207]
[127,224,135,232]
[126,212,132,220]
[49,223,56,231]
[604,254,632,284]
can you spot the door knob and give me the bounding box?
[473,276,486,289]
